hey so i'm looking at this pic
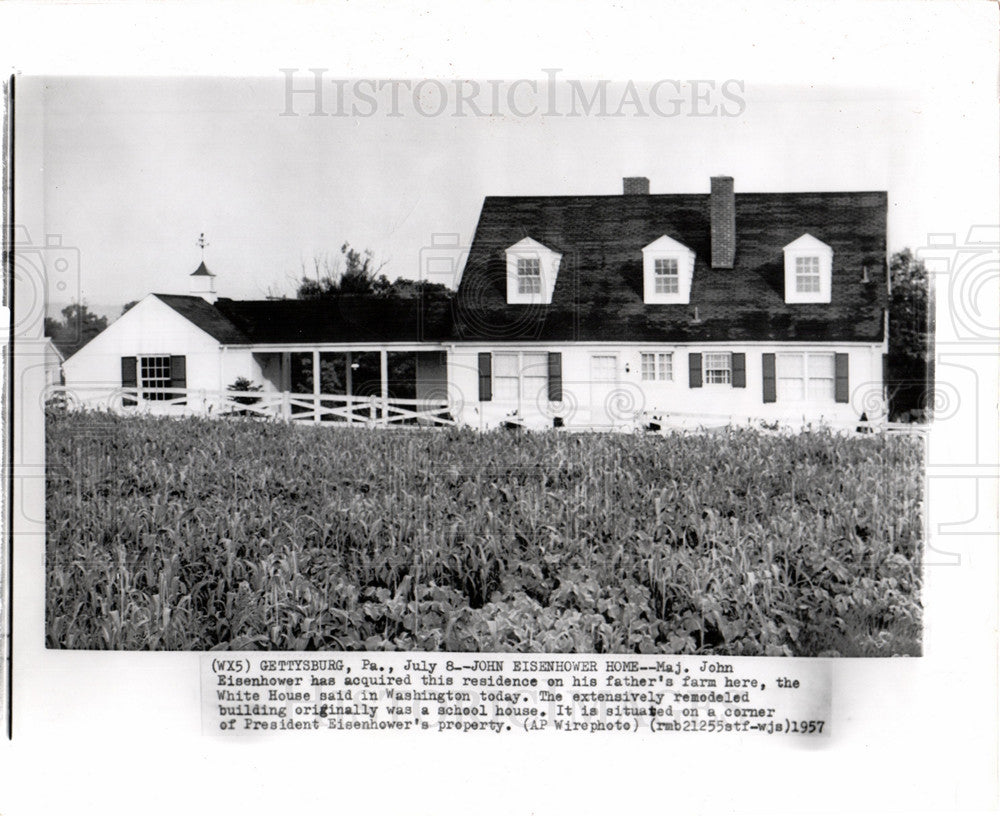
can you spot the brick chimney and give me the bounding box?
[710,176,736,269]
[623,176,650,195]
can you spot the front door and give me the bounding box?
[589,354,618,426]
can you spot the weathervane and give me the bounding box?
[196,232,209,260]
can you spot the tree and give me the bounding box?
[292,243,455,300]
[295,243,385,298]
[45,302,109,357]
[886,249,934,421]
[371,276,453,299]
[121,300,139,315]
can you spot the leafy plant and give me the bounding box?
[46,410,923,655]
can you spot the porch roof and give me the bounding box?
[213,294,453,344]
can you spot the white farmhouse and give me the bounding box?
[62,176,889,429]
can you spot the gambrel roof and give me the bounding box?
[452,190,888,342]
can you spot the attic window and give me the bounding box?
[795,257,821,293]
[642,235,696,304]
[654,258,680,294]
[783,234,833,304]
[517,258,541,294]
[504,238,562,305]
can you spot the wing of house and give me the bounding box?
[61,267,453,415]
[448,176,888,428]
[62,175,888,429]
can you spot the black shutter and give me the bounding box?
[170,355,187,404]
[477,352,492,402]
[762,353,776,403]
[835,353,849,403]
[688,353,702,388]
[121,356,137,406]
[547,352,562,401]
[732,353,746,388]
[121,356,137,387]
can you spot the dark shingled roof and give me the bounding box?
[213,294,453,344]
[155,191,886,347]
[154,294,250,344]
[452,191,888,343]
[190,261,215,277]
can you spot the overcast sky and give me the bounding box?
[34,74,994,319]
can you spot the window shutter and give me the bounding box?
[547,352,562,401]
[121,356,137,387]
[762,353,776,403]
[834,353,849,403]
[732,353,746,388]
[121,356,137,407]
[477,352,492,402]
[688,353,702,388]
[170,355,187,405]
[170,355,187,388]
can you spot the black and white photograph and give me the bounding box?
[34,75,930,656]
[2,2,998,816]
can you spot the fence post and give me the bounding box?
[380,349,389,427]
[345,352,353,425]
[312,350,321,424]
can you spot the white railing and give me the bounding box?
[46,386,927,435]
[48,386,458,427]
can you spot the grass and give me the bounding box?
[46,409,923,655]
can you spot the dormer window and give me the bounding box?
[505,237,561,305]
[642,235,695,304]
[783,234,832,304]
[654,258,680,294]
[517,257,541,294]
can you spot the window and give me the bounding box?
[506,238,562,305]
[493,352,549,406]
[776,352,835,401]
[640,352,673,381]
[704,352,732,385]
[783,235,832,303]
[653,258,679,294]
[795,256,821,293]
[517,257,541,294]
[140,355,171,400]
[642,236,696,304]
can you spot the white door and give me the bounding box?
[589,354,618,426]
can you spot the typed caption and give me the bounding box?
[202,654,830,737]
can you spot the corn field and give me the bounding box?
[46,408,923,655]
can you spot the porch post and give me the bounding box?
[312,350,321,424]
[380,349,389,427]
[345,352,353,424]
[280,352,291,420]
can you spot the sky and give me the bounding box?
[31,74,997,320]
